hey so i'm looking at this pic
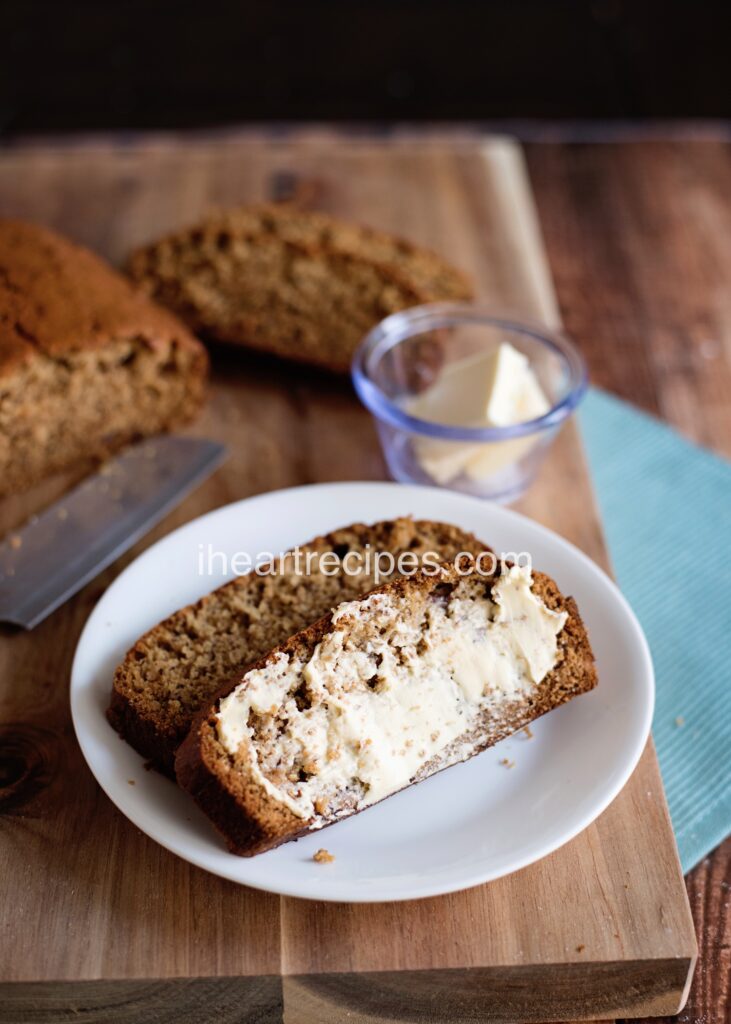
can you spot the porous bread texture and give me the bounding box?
[126,203,473,373]
[0,219,208,496]
[176,562,597,857]
[108,518,489,775]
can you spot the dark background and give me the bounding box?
[1,0,730,136]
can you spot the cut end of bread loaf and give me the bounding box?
[0,219,208,496]
[108,518,490,775]
[176,562,597,856]
[126,203,473,373]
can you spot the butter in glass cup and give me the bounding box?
[352,304,588,504]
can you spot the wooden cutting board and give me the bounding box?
[0,135,696,1024]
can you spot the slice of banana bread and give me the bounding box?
[126,204,472,373]
[176,560,597,856]
[0,220,208,497]
[108,518,488,775]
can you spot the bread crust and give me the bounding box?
[108,518,490,775]
[0,219,205,371]
[176,564,598,856]
[107,687,181,774]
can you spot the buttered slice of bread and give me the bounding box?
[108,518,488,774]
[176,561,597,856]
[126,204,472,373]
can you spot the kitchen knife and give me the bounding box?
[0,436,226,629]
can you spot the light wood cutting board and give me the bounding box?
[0,135,696,1023]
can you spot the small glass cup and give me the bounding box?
[352,304,588,504]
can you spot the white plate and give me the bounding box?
[71,482,653,903]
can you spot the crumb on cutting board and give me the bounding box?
[313,848,335,864]
[675,715,685,727]
[575,944,585,953]
[499,758,515,769]
[522,726,533,739]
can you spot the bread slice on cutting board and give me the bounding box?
[176,559,597,856]
[126,203,472,373]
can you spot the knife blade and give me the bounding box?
[0,436,227,629]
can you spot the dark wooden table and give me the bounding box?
[526,139,731,1024]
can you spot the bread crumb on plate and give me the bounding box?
[313,848,335,864]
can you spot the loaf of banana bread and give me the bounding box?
[0,219,208,496]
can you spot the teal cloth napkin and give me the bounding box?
[579,388,731,872]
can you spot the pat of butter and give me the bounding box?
[408,343,550,484]
[216,565,567,820]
